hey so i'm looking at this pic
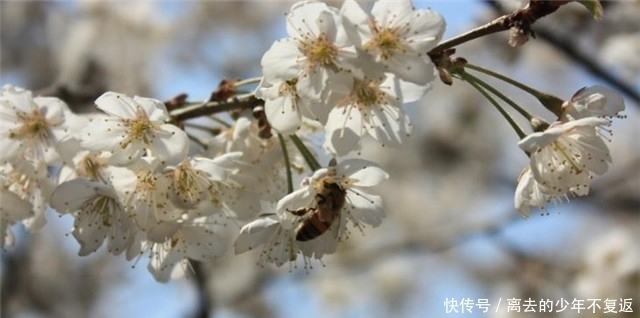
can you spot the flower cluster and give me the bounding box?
[0,83,391,277]
[228,0,445,267]
[256,0,445,155]
[0,0,630,283]
[514,86,626,217]
[0,84,83,241]
[0,87,260,281]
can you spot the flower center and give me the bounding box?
[367,26,403,60]
[172,161,205,204]
[276,78,301,113]
[120,107,157,149]
[281,78,298,95]
[78,153,107,181]
[299,34,338,71]
[136,170,157,193]
[10,110,50,142]
[79,195,116,227]
[550,140,583,175]
[353,79,385,107]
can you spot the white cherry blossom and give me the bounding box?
[341,0,445,85]
[257,0,361,135]
[515,86,626,216]
[206,116,254,157]
[108,157,177,230]
[519,118,612,196]
[0,85,73,164]
[206,114,307,203]
[81,92,188,166]
[323,73,425,155]
[165,156,228,210]
[50,178,135,256]
[260,1,358,100]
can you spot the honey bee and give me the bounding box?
[289,179,346,242]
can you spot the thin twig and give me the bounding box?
[171,94,263,122]
[484,0,640,105]
[278,133,294,194]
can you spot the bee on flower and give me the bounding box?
[234,158,388,267]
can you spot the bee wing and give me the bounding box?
[332,206,346,240]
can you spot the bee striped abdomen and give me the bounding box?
[295,216,331,241]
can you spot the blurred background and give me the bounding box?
[1,1,638,317]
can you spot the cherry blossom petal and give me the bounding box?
[133,96,169,121]
[340,0,371,45]
[261,39,300,82]
[150,124,189,161]
[385,54,435,86]
[234,215,280,254]
[371,0,413,27]
[324,106,363,156]
[50,179,104,213]
[406,9,445,51]
[72,218,108,256]
[285,1,329,38]
[568,85,625,118]
[148,246,182,283]
[366,105,412,147]
[80,117,126,151]
[265,96,302,134]
[94,92,138,118]
[346,190,384,227]
[0,188,33,221]
[337,160,389,187]
[181,226,227,262]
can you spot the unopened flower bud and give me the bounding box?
[530,117,550,132]
[438,67,453,86]
[509,27,529,47]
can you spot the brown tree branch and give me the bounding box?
[189,260,213,318]
[429,0,569,56]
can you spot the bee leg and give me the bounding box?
[287,208,309,216]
